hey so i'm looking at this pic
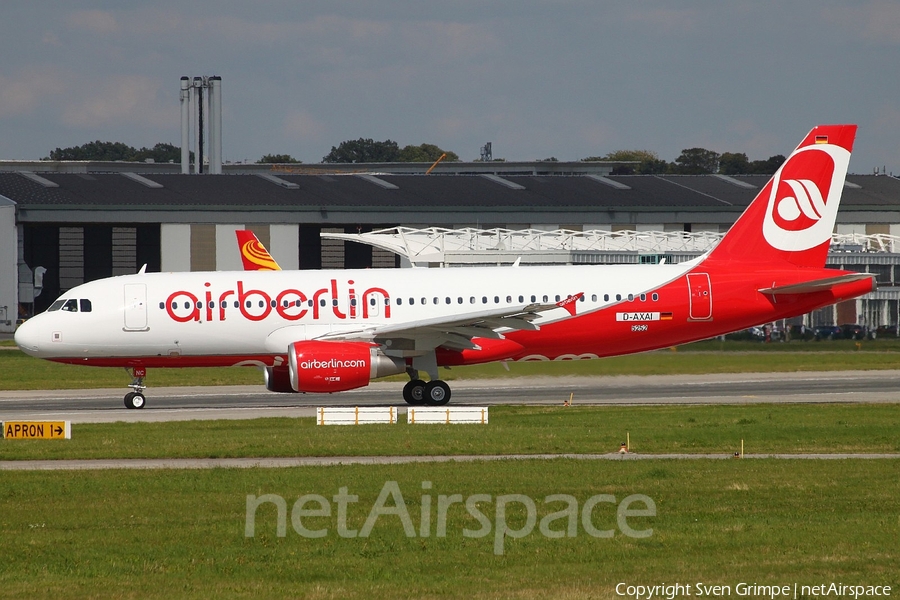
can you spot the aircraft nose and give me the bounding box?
[14,318,45,356]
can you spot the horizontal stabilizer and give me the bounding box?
[759,273,875,295]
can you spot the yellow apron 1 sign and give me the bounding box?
[3,421,71,440]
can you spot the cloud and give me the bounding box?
[0,71,66,118]
[61,76,173,129]
[823,1,900,44]
[66,10,120,34]
[283,110,327,140]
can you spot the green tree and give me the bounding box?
[718,152,750,175]
[45,140,186,162]
[583,150,668,175]
[397,143,459,162]
[672,147,719,174]
[322,139,401,163]
[134,143,182,163]
[748,154,785,174]
[46,140,136,161]
[257,154,302,164]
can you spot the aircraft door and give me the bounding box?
[687,273,712,320]
[124,283,149,331]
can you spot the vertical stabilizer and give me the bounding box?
[235,230,282,271]
[707,125,856,268]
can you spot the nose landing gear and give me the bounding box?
[124,366,147,409]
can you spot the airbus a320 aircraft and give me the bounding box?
[15,125,875,409]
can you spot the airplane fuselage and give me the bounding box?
[14,259,870,369]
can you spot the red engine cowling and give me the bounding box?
[288,341,405,393]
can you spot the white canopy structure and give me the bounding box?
[321,226,900,267]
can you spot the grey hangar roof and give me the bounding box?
[3,170,900,227]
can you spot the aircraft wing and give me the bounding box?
[316,295,582,352]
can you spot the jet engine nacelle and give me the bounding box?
[264,366,296,393]
[288,340,405,393]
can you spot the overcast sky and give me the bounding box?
[2,1,899,174]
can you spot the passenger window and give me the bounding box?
[628,294,634,301]
[62,299,78,312]
[652,293,659,301]
[616,294,622,301]
[518,295,524,303]
[543,295,549,302]
[530,295,536,302]
[591,294,597,302]
[555,295,560,302]
[494,296,500,304]
[604,294,609,302]
[640,294,646,302]
[507,296,512,303]
[397,298,403,305]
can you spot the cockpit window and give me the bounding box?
[62,299,79,312]
[80,299,92,313]
[48,300,65,312]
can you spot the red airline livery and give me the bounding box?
[14,125,875,409]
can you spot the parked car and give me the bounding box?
[813,325,842,341]
[875,324,898,338]
[839,324,867,340]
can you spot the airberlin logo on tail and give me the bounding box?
[762,143,851,252]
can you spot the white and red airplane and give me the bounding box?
[14,125,875,409]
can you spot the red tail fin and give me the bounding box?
[707,124,857,268]
[235,230,282,271]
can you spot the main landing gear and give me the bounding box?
[402,367,451,406]
[124,366,147,409]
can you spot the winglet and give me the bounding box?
[236,230,282,271]
[556,292,584,316]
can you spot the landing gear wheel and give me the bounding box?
[423,380,451,406]
[403,379,427,405]
[124,392,146,410]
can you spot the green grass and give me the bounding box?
[3,338,900,390]
[3,404,899,461]
[1,460,897,599]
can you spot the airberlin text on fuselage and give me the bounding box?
[164,279,392,323]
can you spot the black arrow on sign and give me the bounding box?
[53,426,63,436]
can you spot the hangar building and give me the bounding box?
[1,159,899,334]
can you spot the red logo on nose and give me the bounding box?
[770,150,835,232]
